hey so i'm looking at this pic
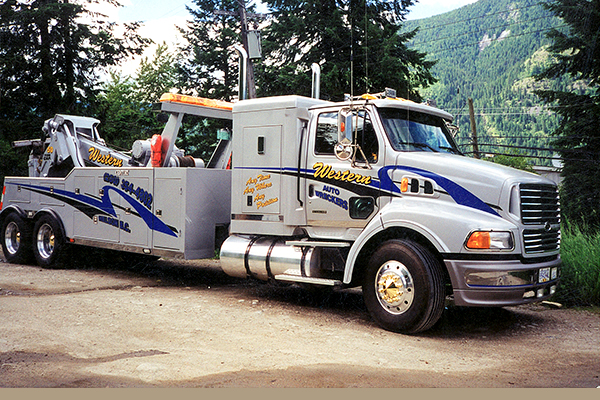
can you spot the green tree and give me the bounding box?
[259,0,435,100]
[135,43,180,104]
[178,0,250,100]
[487,153,534,172]
[97,43,228,162]
[97,43,180,150]
[535,0,600,233]
[0,0,149,118]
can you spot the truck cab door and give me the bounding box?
[305,107,381,228]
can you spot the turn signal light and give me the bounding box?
[466,231,514,250]
[467,231,491,249]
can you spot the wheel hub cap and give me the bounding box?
[5,222,21,255]
[375,261,414,314]
[378,273,404,303]
[37,224,55,259]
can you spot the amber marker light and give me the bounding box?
[466,231,491,249]
[400,177,409,193]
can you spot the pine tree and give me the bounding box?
[535,0,600,233]
[178,0,252,100]
[258,0,435,100]
[97,44,180,150]
[0,0,149,119]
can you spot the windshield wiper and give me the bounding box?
[438,146,462,155]
[398,141,438,152]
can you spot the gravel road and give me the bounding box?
[1,250,598,388]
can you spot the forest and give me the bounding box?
[1,0,599,305]
[404,0,574,166]
[0,0,571,176]
[0,0,434,183]
[0,0,572,179]
[1,0,598,229]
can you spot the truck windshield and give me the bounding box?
[378,108,460,154]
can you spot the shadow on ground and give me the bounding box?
[46,246,551,340]
[0,245,550,342]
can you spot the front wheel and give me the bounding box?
[1,212,33,264]
[363,239,445,334]
[33,214,68,268]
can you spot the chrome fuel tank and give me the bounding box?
[220,235,315,280]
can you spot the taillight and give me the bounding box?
[1,186,5,210]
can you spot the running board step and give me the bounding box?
[274,269,342,286]
[285,240,351,248]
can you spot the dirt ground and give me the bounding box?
[0,249,598,388]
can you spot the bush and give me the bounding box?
[554,222,600,307]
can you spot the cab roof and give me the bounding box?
[311,97,454,122]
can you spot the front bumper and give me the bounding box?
[445,256,561,307]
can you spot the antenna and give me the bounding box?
[364,0,368,94]
[350,15,354,99]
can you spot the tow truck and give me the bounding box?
[1,85,561,333]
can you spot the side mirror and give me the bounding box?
[338,108,353,144]
[336,109,354,161]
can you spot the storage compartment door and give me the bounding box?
[240,125,282,215]
[152,175,183,251]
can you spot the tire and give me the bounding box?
[363,239,445,334]
[1,212,34,264]
[32,214,68,268]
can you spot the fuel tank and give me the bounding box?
[220,235,316,280]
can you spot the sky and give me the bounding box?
[96,0,478,76]
[112,0,479,21]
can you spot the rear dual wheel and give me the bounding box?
[363,239,445,334]
[33,214,68,268]
[1,212,33,264]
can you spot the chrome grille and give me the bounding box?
[523,229,560,254]
[520,184,560,225]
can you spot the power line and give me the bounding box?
[462,150,600,164]
[157,5,188,20]
[445,100,598,114]
[454,112,554,116]
[474,143,558,152]
[460,142,600,158]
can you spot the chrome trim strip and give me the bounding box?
[231,214,284,222]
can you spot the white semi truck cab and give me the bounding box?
[1,91,561,333]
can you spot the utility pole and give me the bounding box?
[215,2,266,99]
[468,97,480,159]
[237,0,256,99]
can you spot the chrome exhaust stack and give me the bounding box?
[234,45,248,100]
[311,63,321,99]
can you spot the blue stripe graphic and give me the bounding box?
[9,182,178,237]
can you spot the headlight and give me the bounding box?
[465,231,514,250]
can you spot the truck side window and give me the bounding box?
[355,110,378,164]
[315,112,338,155]
[314,110,378,164]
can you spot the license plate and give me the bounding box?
[539,268,550,283]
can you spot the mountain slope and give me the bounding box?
[404,0,567,165]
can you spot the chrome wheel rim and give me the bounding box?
[375,261,415,315]
[36,223,55,260]
[4,221,21,255]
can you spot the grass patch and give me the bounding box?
[554,223,600,307]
